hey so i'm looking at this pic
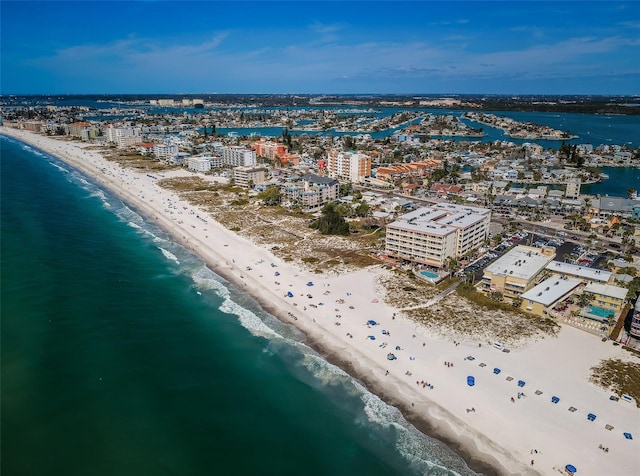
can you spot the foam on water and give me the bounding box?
[294,352,474,476]
[218,297,281,339]
[158,247,180,264]
[359,390,473,476]
[16,138,476,475]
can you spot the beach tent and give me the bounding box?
[274,271,280,276]
[623,432,633,440]
[467,376,475,387]
[587,413,597,421]
[565,464,577,474]
[387,353,397,361]
[517,380,526,387]
[493,368,501,375]
[306,281,314,286]
[286,291,294,297]
[551,396,560,404]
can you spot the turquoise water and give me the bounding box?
[588,306,616,319]
[0,135,474,476]
[420,271,440,279]
[580,166,640,198]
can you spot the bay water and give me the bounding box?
[1,135,474,476]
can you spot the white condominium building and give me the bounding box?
[326,150,372,182]
[430,203,491,258]
[188,156,212,173]
[385,204,491,268]
[105,125,140,144]
[222,146,257,167]
[153,143,179,161]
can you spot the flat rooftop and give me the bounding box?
[584,283,629,300]
[400,207,449,222]
[436,211,487,229]
[388,219,456,237]
[521,277,582,307]
[430,202,491,216]
[485,246,554,281]
[546,261,612,282]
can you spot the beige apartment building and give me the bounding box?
[233,166,268,189]
[480,245,556,300]
[326,150,372,183]
[385,204,491,268]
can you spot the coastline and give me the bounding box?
[3,127,639,476]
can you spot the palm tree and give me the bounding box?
[577,292,595,308]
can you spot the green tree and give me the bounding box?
[257,187,282,206]
[342,135,354,150]
[310,203,350,235]
[354,201,370,217]
[577,292,595,308]
[339,183,353,197]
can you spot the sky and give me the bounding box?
[1,1,639,95]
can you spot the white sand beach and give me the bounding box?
[2,127,639,476]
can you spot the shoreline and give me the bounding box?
[3,127,639,476]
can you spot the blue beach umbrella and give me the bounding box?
[565,464,577,474]
[467,376,475,387]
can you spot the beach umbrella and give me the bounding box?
[551,396,560,404]
[517,380,525,387]
[623,432,633,440]
[587,413,596,421]
[565,464,577,474]
[306,281,314,286]
[493,368,501,375]
[367,335,376,340]
[467,376,475,387]
[367,320,378,326]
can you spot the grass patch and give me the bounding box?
[159,177,218,192]
[590,359,640,408]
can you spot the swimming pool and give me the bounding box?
[588,305,615,318]
[420,270,439,279]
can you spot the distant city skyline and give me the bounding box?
[2,1,639,95]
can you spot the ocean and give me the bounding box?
[0,135,475,476]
